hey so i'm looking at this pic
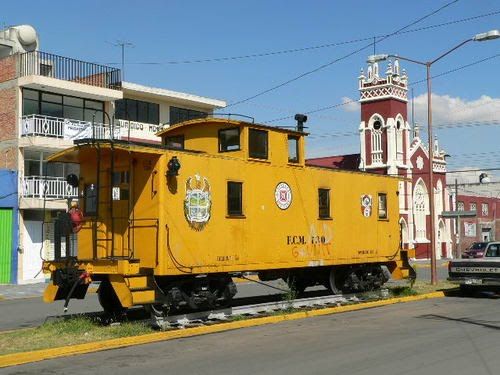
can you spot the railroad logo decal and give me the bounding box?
[184,174,211,230]
[275,182,292,210]
[361,194,372,217]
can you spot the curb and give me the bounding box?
[0,291,445,368]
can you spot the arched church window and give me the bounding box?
[396,118,403,162]
[435,180,443,215]
[414,181,428,241]
[371,117,383,164]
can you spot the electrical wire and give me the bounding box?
[96,9,497,66]
[264,53,500,124]
[223,0,460,109]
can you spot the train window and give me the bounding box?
[249,129,268,159]
[318,189,330,219]
[227,181,243,216]
[378,193,388,219]
[165,135,185,150]
[219,128,240,152]
[84,184,98,216]
[288,136,299,163]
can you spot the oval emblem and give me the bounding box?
[184,174,211,231]
[275,182,292,210]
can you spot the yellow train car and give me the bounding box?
[43,117,413,316]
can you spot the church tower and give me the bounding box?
[358,58,414,252]
[358,59,411,176]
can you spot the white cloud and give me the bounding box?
[413,94,500,125]
[341,93,500,125]
[341,96,360,112]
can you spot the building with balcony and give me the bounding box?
[0,25,225,284]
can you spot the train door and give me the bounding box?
[111,169,131,258]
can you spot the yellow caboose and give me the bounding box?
[43,117,413,316]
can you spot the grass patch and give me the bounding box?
[0,317,153,355]
[388,280,456,297]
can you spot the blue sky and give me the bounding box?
[3,0,500,176]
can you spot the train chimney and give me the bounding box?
[294,114,308,132]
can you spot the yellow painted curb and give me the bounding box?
[0,291,445,368]
[412,262,449,269]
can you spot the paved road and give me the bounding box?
[4,296,500,374]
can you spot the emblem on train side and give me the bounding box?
[275,182,292,210]
[361,194,372,217]
[184,174,211,230]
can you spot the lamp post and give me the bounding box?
[368,29,499,285]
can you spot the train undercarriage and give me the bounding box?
[46,262,399,325]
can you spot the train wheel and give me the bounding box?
[98,280,126,318]
[327,268,342,295]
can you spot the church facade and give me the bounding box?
[307,58,452,259]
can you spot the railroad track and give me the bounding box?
[150,290,389,329]
[43,287,392,330]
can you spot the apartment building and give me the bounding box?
[455,194,500,252]
[0,25,225,284]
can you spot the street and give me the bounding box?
[3,295,499,375]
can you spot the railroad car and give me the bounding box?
[42,117,414,319]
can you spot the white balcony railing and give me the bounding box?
[21,114,119,140]
[22,176,78,199]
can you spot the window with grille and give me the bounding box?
[378,193,387,219]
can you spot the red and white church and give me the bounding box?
[307,58,452,259]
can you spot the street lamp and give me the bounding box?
[368,29,499,285]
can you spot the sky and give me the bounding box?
[2,0,500,189]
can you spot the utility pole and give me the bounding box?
[455,179,460,258]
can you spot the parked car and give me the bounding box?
[462,242,488,259]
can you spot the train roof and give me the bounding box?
[156,117,308,138]
[46,139,202,163]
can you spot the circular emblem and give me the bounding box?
[275,182,292,210]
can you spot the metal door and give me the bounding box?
[22,221,44,282]
[0,209,12,284]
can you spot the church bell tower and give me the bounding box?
[358,59,410,175]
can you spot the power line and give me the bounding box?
[97,8,496,66]
[264,52,500,124]
[223,0,460,109]
[304,120,500,142]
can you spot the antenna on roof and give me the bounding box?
[110,40,134,81]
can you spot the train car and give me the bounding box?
[42,117,414,319]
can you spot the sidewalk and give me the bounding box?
[0,282,47,300]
